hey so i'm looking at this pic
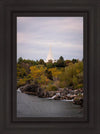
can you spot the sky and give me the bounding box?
[17,17,83,61]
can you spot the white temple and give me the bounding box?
[46,46,54,63]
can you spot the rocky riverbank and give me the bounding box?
[19,84,84,106]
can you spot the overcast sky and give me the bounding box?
[17,17,83,61]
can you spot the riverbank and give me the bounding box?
[18,84,84,106]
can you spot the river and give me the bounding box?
[17,90,83,117]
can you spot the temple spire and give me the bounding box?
[46,46,54,62]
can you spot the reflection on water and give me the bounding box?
[17,91,83,117]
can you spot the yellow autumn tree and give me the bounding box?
[30,65,47,80]
[38,74,50,85]
[48,68,62,80]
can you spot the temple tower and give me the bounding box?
[46,46,54,62]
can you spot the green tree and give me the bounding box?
[18,57,23,64]
[72,58,78,64]
[46,62,53,68]
[38,59,45,65]
[56,56,65,67]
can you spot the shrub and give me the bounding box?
[45,84,58,91]
[17,78,27,88]
[59,61,83,89]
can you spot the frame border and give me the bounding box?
[0,0,99,134]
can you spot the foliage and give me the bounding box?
[17,77,27,88]
[45,70,53,80]
[46,62,54,68]
[72,58,78,64]
[38,59,45,65]
[30,65,47,80]
[56,56,65,67]
[18,57,23,64]
[59,61,83,89]
[37,74,50,85]
[48,68,62,80]
[65,60,72,66]
[17,57,83,90]
[45,84,58,91]
[17,64,27,78]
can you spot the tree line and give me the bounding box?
[17,56,83,91]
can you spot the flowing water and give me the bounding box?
[17,90,83,117]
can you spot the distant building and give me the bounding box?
[46,46,54,63]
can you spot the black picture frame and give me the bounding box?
[0,0,100,134]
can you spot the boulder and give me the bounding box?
[54,96,61,100]
[67,94,77,99]
[20,84,39,93]
[46,91,56,97]
[73,93,83,106]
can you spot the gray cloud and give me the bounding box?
[17,17,83,61]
